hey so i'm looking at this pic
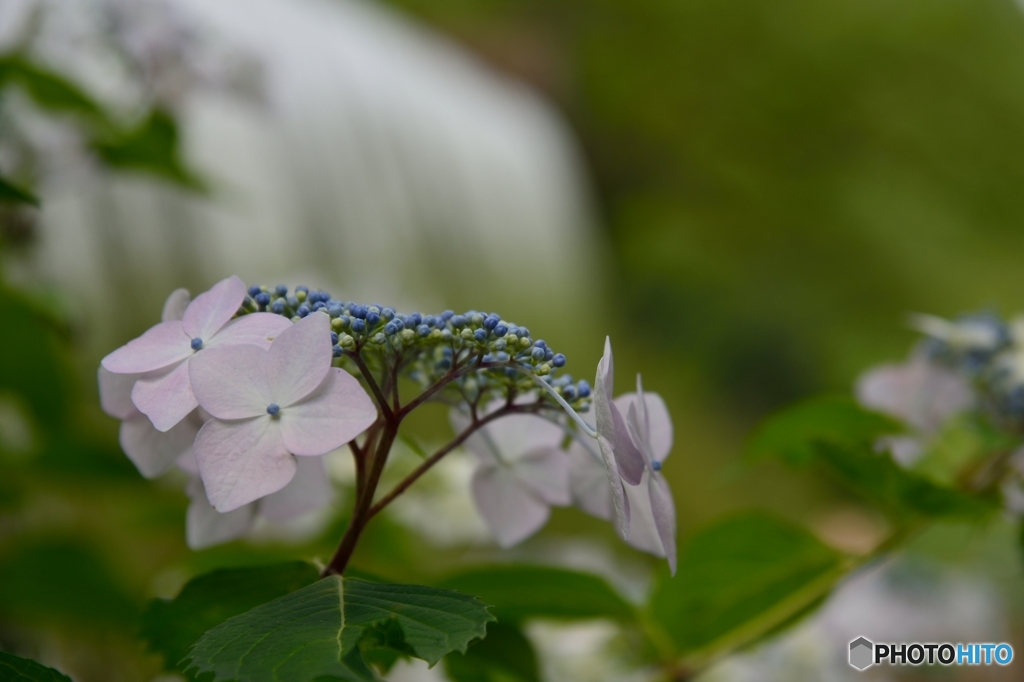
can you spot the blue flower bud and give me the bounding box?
[496,351,510,362]
[505,368,518,379]
[552,353,566,368]
[451,315,466,328]
[287,296,300,308]
[382,307,395,321]
[441,310,454,321]
[531,347,546,360]
[418,324,431,337]
[311,301,326,312]
[275,284,288,297]
[576,380,591,398]
[243,296,255,309]
[267,403,281,416]
[405,313,422,327]
[332,344,343,357]
[651,460,662,472]
[366,311,381,326]
[441,329,453,341]
[327,305,344,318]
[484,315,499,330]
[563,385,576,400]
[424,315,437,328]
[191,337,204,351]
[296,286,309,295]
[518,327,530,338]
[330,331,339,344]
[385,321,400,335]
[494,323,508,337]
[297,305,310,318]
[351,319,366,333]
[271,300,286,314]
[350,304,367,319]
[248,285,263,297]
[254,292,271,306]
[474,329,487,342]
[372,333,387,345]
[494,339,506,351]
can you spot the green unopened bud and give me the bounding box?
[372,332,387,345]
[461,329,475,341]
[429,328,442,340]
[471,313,485,326]
[291,316,301,323]
[295,290,307,302]
[504,333,518,345]
[340,334,356,350]
[331,318,344,331]
[536,363,551,376]
[441,329,453,341]
[518,337,532,349]
[493,339,506,351]
[400,329,416,343]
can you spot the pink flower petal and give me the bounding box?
[597,434,630,537]
[132,360,199,432]
[120,412,199,478]
[208,313,292,350]
[182,276,247,341]
[622,470,662,555]
[266,313,332,407]
[98,367,140,419]
[194,417,296,512]
[101,320,192,374]
[513,448,571,506]
[279,368,377,456]
[568,440,613,521]
[856,354,972,433]
[162,288,191,322]
[189,344,272,420]
[472,413,565,461]
[650,474,678,576]
[471,463,551,548]
[593,337,645,486]
[185,477,256,549]
[259,456,333,522]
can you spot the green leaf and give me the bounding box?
[444,622,540,682]
[0,176,39,207]
[438,565,635,623]
[649,513,846,663]
[0,57,106,123]
[183,576,495,682]
[746,395,900,465]
[0,651,72,682]
[816,442,997,521]
[93,110,203,189]
[141,561,320,671]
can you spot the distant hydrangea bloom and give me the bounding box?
[856,351,973,467]
[909,313,1003,353]
[101,276,291,431]
[189,312,376,512]
[450,407,570,548]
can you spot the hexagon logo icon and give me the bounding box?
[849,637,874,670]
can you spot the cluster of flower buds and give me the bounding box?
[97,276,678,573]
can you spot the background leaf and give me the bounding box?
[438,565,636,624]
[0,177,39,207]
[184,576,494,682]
[141,561,320,671]
[0,651,72,682]
[93,110,204,190]
[444,622,540,682]
[649,513,846,662]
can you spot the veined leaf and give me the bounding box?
[438,565,636,623]
[0,650,72,682]
[650,513,846,663]
[141,561,320,671]
[183,576,494,682]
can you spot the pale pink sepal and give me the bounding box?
[279,368,377,456]
[594,337,645,486]
[568,440,613,521]
[182,276,246,341]
[266,312,332,407]
[194,417,296,512]
[162,288,191,324]
[189,344,272,420]
[185,477,256,549]
[120,412,200,479]
[471,465,551,548]
[208,313,292,350]
[132,361,198,432]
[101,321,192,374]
[98,367,140,420]
[259,456,333,522]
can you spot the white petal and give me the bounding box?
[471,464,550,548]
[194,417,296,512]
[594,338,645,485]
[622,470,663,557]
[259,456,333,522]
[856,354,972,433]
[188,344,271,420]
[617,389,674,464]
[278,368,377,456]
[208,313,292,350]
[266,312,332,407]
[185,477,256,549]
[98,367,140,419]
[650,474,677,575]
[162,288,191,323]
[513,447,571,506]
[131,360,199,432]
[597,435,630,537]
[182,276,246,341]
[101,321,192,374]
[568,440,613,521]
[120,412,199,478]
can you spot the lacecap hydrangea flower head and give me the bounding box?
[99,276,678,574]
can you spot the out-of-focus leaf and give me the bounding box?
[649,513,845,662]
[438,565,635,623]
[0,651,72,682]
[444,621,540,682]
[816,442,998,521]
[0,537,139,629]
[913,416,1020,487]
[183,577,494,682]
[746,395,900,465]
[0,176,38,207]
[0,56,106,123]
[141,561,320,671]
[94,110,203,189]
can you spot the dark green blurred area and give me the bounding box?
[5,0,1024,678]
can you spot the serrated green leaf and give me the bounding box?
[650,513,846,662]
[0,176,39,207]
[0,651,72,682]
[444,622,540,682]
[141,561,320,671]
[438,565,635,623]
[746,395,900,465]
[184,576,495,682]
